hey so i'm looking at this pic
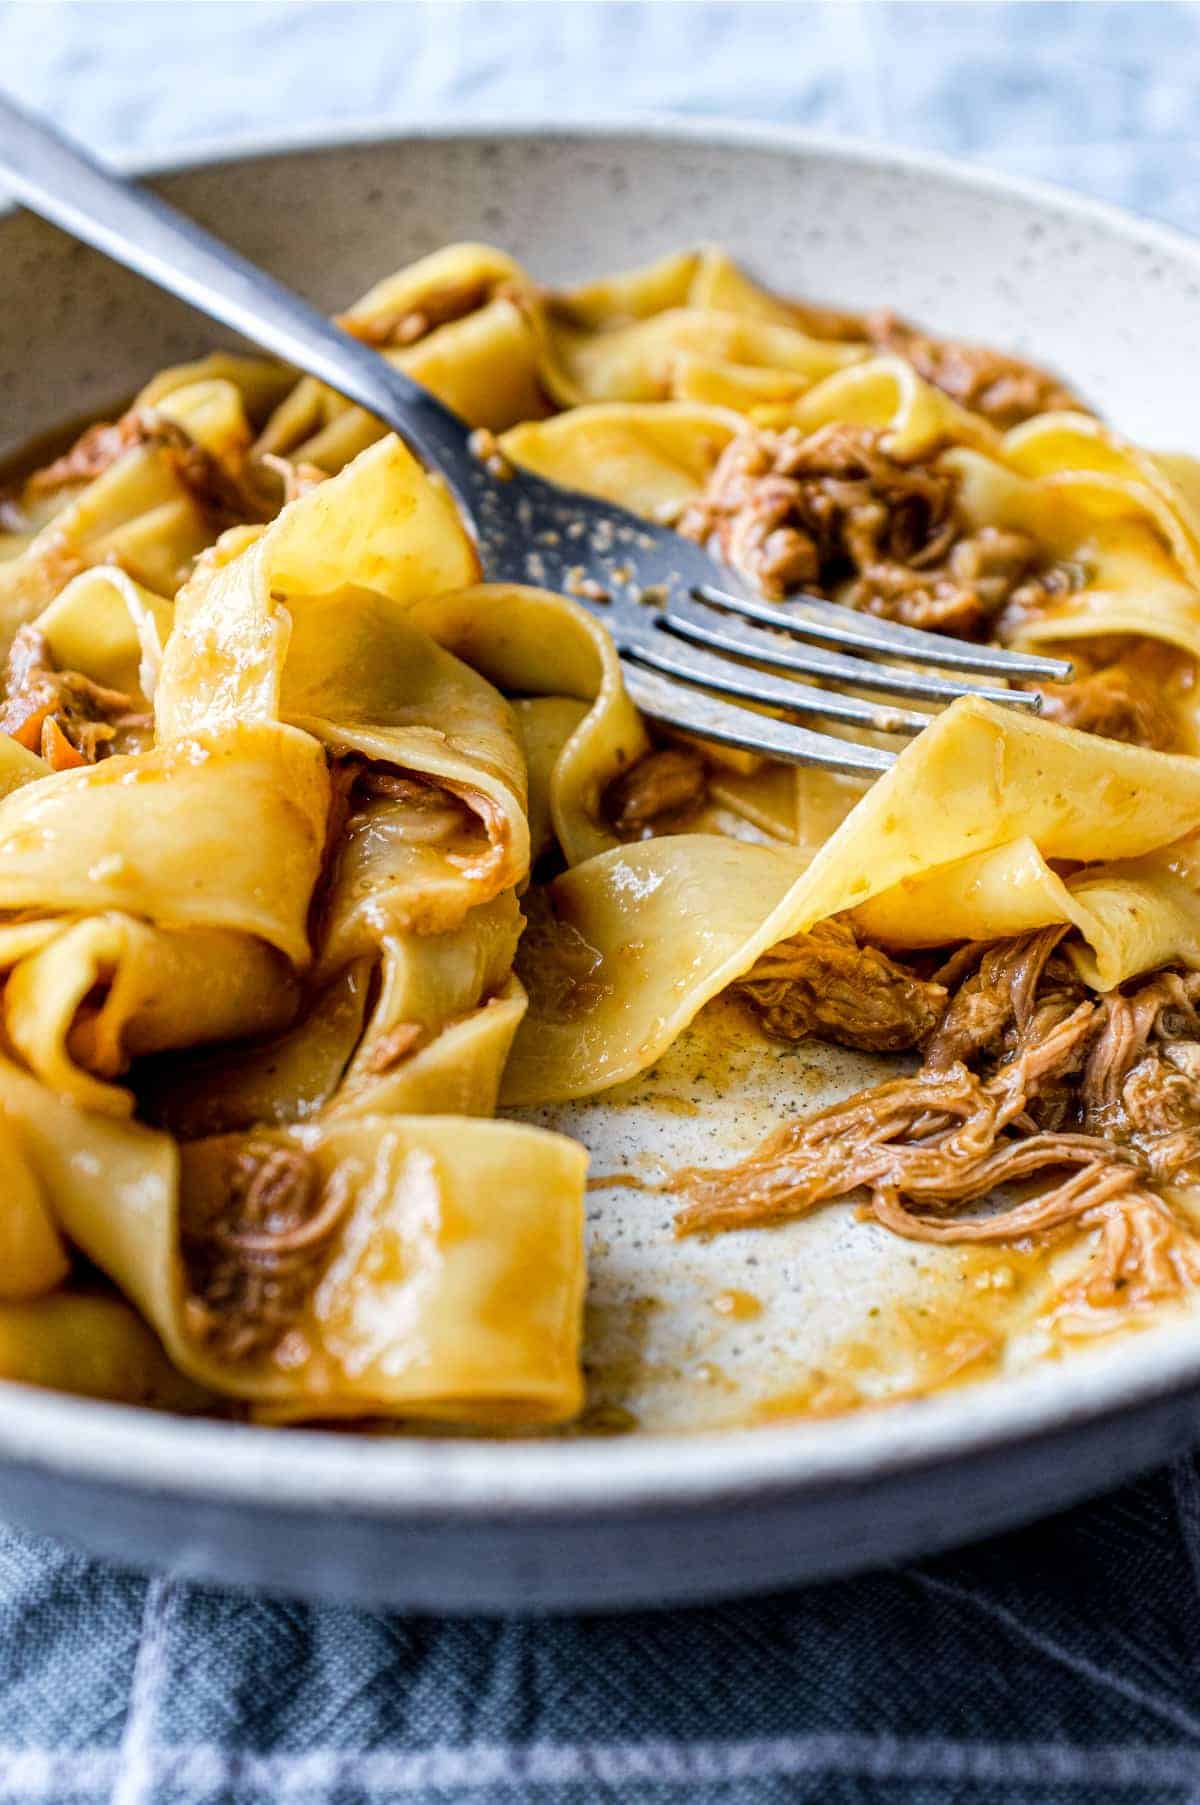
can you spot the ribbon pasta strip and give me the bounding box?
[0,440,587,1424]
[1,242,1200,1418]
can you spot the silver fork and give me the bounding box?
[0,95,1070,780]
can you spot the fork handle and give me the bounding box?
[0,92,473,482]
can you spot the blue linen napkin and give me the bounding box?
[3,1461,1200,1802]
[0,3,1199,1799]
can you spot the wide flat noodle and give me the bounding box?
[0,434,592,1420]
[254,245,547,470]
[159,439,527,923]
[35,566,172,707]
[856,838,1200,991]
[154,443,541,1138]
[504,699,1200,1103]
[0,1294,211,1410]
[501,401,742,518]
[157,435,480,731]
[0,1115,68,1300]
[541,307,864,408]
[0,913,297,1117]
[947,431,1200,680]
[5,238,1200,1427]
[407,583,647,865]
[0,1049,584,1423]
[0,721,328,962]
[141,960,374,1140]
[0,360,282,649]
[0,447,212,651]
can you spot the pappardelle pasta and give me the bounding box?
[1,241,1199,1427]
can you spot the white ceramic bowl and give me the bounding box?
[3,119,1200,1612]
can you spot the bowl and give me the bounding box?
[3,118,1200,1612]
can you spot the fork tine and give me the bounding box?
[692,583,1074,682]
[623,626,931,735]
[661,596,1044,710]
[621,665,895,777]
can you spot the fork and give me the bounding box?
[0,95,1071,779]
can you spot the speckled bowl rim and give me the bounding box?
[2,113,1200,1524]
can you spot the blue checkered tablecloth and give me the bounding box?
[2,4,1200,1799]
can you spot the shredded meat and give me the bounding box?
[679,423,957,602]
[181,1141,350,1365]
[1079,972,1200,1179]
[605,746,708,836]
[329,757,481,847]
[734,915,946,1052]
[1051,1191,1200,1332]
[261,453,328,504]
[847,525,1042,636]
[678,423,1046,634]
[26,408,272,526]
[363,1021,428,1074]
[992,559,1092,644]
[865,311,1085,428]
[313,757,493,951]
[1035,666,1177,750]
[763,282,1083,424]
[354,767,481,845]
[923,927,1071,1072]
[672,926,1200,1297]
[26,414,151,493]
[772,287,1084,428]
[1,624,133,766]
[672,999,1128,1238]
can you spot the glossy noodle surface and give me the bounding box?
[1,242,1199,1430]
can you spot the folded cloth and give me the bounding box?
[2,1457,1200,1804]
